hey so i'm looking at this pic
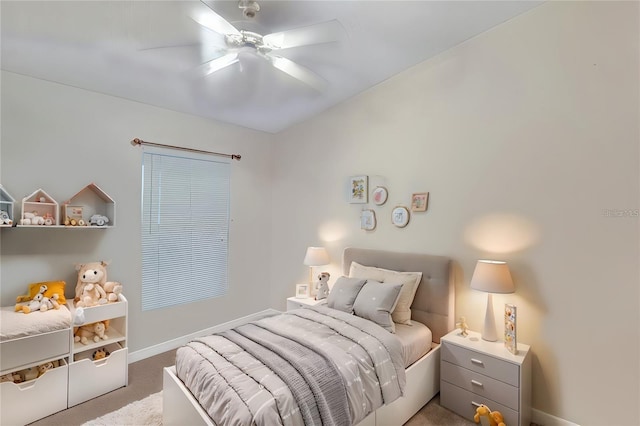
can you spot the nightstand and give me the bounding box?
[286,296,325,311]
[440,330,531,426]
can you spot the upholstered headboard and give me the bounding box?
[342,247,455,343]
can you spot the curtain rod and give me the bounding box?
[130,138,241,161]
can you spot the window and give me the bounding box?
[141,148,230,311]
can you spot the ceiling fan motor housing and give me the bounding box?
[238,0,260,19]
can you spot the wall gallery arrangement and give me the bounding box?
[347,175,429,231]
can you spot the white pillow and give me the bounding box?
[349,261,422,325]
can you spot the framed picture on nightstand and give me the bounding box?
[295,284,309,298]
[505,303,517,354]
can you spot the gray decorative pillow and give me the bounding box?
[327,276,366,313]
[353,281,403,333]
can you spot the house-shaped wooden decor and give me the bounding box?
[0,185,16,226]
[21,188,59,226]
[62,183,116,227]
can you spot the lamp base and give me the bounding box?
[482,293,498,342]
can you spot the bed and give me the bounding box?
[163,247,454,426]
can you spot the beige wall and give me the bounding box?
[0,71,275,352]
[271,2,639,425]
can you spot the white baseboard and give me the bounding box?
[532,408,580,426]
[128,309,280,364]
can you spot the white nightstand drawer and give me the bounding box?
[441,360,519,410]
[442,342,519,387]
[440,381,519,426]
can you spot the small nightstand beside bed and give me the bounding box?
[163,247,455,426]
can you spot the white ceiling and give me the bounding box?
[1,1,542,134]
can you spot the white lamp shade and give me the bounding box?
[470,260,514,294]
[303,247,330,267]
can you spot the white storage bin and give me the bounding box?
[73,299,126,325]
[68,342,127,407]
[0,359,68,426]
[0,328,70,373]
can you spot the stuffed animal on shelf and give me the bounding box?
[76,283,107,308]
[92,348,111,360]
[16,281,67,305]
[74,261,110,305]
[14,284,48,314]
[314,272,330,301]
[103,281,123,303]
[1,372,22,383]
[74,321,108,345]
[474,404,506,426]
[42,293,61,311]
[37,360,59,377]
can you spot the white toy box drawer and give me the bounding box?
[1,359,68,426]
[68,342,127,406]
[0,328,70,373]
[71,298,127,325]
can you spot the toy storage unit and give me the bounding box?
[68,294,128,406]
[0,318,71,425]
[0,296,128,424]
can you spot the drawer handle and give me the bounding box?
[471,379,484,387]
[471,401,482,408]
[471,358,484,366]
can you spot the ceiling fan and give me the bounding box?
[188,0,345,91]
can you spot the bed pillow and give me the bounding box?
[353,281,403,333]
[349,262,422,325]
[327,276,366,313]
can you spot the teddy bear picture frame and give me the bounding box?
[504,303,517,354]
[295,284,309,299]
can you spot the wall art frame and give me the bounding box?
[360,209,376,231]
[348,175,368,204]
[391,206,410,228]
[411,192,429,212]
[372,186,388,206]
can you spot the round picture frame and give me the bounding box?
[391,206,410,228]
[372,186,388,206]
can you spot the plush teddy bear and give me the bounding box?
[92,348,111,360]
[103,281,123,303]
[314,272,330,301]
[74,321,108,345]
[15,284,48,314]
[16,281,67,305]
[76,283,107,308]
[1,372,22,383]
[474,404,506,426]
[37,360,59,377]
[75,261,110,306]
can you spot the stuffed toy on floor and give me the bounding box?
[474,404,506,426]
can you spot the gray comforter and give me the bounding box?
[175,306,406,426]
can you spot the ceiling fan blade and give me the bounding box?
[195,52,239,77]
[267,55,326,91]
[191,7,240,36]
[263,19,344,50]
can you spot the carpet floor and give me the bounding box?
[28,349,475,426]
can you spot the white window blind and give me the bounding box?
[141,148,230,311]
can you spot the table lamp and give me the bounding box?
[470,259,514,342]
[303,247,330,286]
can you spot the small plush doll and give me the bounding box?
[92,348,111,360]
[14,285,47,314]
[103,281,123,303]
[76,283,107,308]
[37,360,59,377]
[75,261,110,305]
[74,321,108,345]
[314,272,330,301]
